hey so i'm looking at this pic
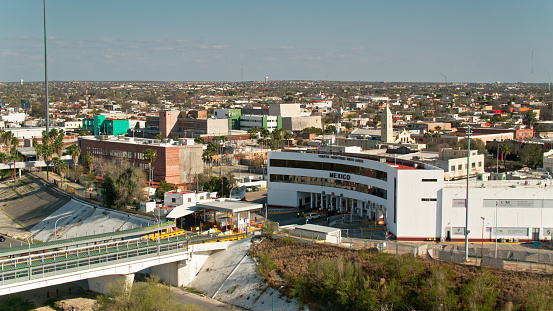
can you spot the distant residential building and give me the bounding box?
[1,112,26,123]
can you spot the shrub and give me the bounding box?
[460,269,498,311]
[256,252,276,278]
[524,285,553,311]
[0,296,34,311]
[417,267,457,311]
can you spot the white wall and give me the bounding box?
[394,169,444,240]
[442,182,553,241]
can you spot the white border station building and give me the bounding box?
[267,150,553,242]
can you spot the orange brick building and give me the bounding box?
[79,136,203,185]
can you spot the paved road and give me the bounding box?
[0,235,27,249]
[170,287,239,310]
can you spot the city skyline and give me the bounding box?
[1,0,552,83]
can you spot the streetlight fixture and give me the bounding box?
[54,214,71,241]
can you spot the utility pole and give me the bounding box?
[465,125,471,262]
[43,0,49,132]
[496,143,499,174]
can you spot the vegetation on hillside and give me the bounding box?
[251,238,553,311]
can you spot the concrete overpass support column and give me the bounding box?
[357,200,363,217]
[150,251,212,287]
[310,193,313,209]
[88,273,134,294]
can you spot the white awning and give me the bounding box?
[166,204,201,219]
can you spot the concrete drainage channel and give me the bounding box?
[189,237,299,311]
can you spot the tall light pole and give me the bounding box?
[54,214,70,240]
[495,201,498,258]
[480,217,485,260]
[43,0,49,132]
[24,233,34,279]
[272,285,284,311]
[496,143,499,174]
[464,125,471,262]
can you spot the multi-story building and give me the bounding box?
[79,136,203,185]
[239,115,281,131]
[82,115,129,136]
[268,149,553,242]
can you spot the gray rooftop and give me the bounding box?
[296,224,341,234]
[195,200,263,213]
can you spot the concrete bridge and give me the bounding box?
[0,230,245,295]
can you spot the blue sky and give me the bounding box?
[1,0,552,83]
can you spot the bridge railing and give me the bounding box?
[0,236,188,286]
[0,231,251,286]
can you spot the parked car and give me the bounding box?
[305,213,321,220]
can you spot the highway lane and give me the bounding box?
[0,236,27,250]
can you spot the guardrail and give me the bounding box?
[0,231,252,286]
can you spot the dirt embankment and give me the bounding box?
[251,237,553,310]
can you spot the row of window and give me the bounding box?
[269,159,387,181]
[269,174,387,199]
[449,161,483,172]
[87,147,145,160]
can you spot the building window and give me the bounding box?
[450,165,455,171]
[458,164,462,170]
[421,198,437,201]
[171,198,176,203]
[478,162,482,167]
[269,174,387,199]
[422,179,438,182]
[472,162,476,168]
[269,158,387,181]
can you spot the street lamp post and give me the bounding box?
[495,201,498,258]
[465,125,471,262]
[54,215,71,241]
[272,285,284,311]
[480,217,485,260]
[24,234,34,279]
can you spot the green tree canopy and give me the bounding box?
[155,180,176,200]
[97,276,204,311]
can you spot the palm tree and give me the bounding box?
[202,149,214,177]
[9,137,21,182]
[423,131,432,143]
[66,144,81,182]
[2,131,13,154]
[499,143,511,169]
[194,136,205,145]
[248,127,259,140]
[84,153,94,172]
[43,145,54,181]
[284,131,294,147]
[52,157,68,188]
[144,148,157,193]
[432,131,441,144]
